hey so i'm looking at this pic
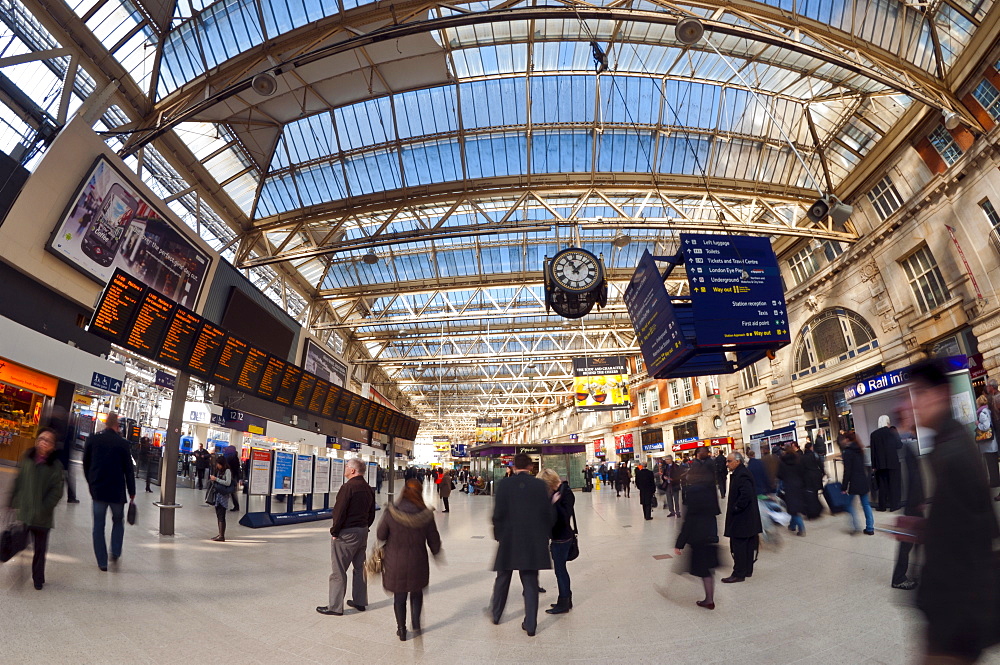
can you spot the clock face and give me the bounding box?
[551,248,602,293]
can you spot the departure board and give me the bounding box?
[275,365,303,405]
[308,380,330,415]
[256,355,287,400]
[362,401,379,431]
[89,271,145,342]
[186,321,226,378]
[337,391,357,423]
[236,346,268,394]
[353,400,372,429]
[157,306,200,368]
[213,335,250,387]
[293,373,317,411]
[323,383,343,419]
[123,290,175,355]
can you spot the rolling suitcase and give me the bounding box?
[823,482,850,514]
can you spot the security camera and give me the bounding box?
[807,194,853,230]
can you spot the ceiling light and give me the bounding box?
[612,233,631,249]
[251,73,278,97]
[675,17,705,46]
[361,251,379,265]
[942,109,962,130]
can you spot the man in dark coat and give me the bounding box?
[318,458,376,616]
[722,451,762,583]
[616,463,631,498]
[909,360,998,662]
[869,416,902,511]
[82,413,136,571]
[192,444,210,490]
[634,463,656,520]
[489,453,555,637]
[891,432,923,590]
[664,455,683,516]
[747,449,769,495]
[714,451,728,498]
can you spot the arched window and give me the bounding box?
[792,308,878,379]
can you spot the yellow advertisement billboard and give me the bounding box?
[572,356,630,412]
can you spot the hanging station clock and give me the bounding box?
[544,247,608,319]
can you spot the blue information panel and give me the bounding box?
[681,234,789,347]
[272,451,294,493]
[623,250,689,378]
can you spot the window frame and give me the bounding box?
[973,79,1000,121]
[899,245,951,314]
[866,175,904,221]
[788,245,820,285]
[927,125,963,166]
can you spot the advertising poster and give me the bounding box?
[272,451,294,492]
[475,417,503,445]
[303,339,348,387]
[248,448,272,495]
[329,458,346,495]
[366,461,378,487]
[614,433,634,455]
[314,457,330,494]
[593,438,605,458]
[572,356,631,412]
[47,157,212,309]
[293,454,314,495]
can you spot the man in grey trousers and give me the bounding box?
[489,453,555,636]
[317,458,375,616]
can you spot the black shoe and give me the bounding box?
[538,587,546,593]
[229,508,239,512]
[521,622,535,637]
[644,517,653,520]
[67,499,80,504]
[145,489,153,493]
[397,627,407,641]
[346,600,366,612]
[892,580,917,590]
[99,566,108,572]
[316,606,343,616]
[864,529,875,535]
[721,576,745,584]
[109,555,119,563]
[33,582,43,590]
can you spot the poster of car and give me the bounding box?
[47,156,212,309]
[572,356,631,412]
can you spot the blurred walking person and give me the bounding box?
[674,458,720,609]
[538,469,576,615]
[975,394,1000,496]
[908,360,998,663]
[377,479,442,641]
[616,463,631,498]
[841,432,874,535]
[722,451,762,583]
[800,442,825,518]
[317,458,376,616]
[489,453,554,636]
[8,428,63,589]
[891,427,924,591]
[714,450,728,499]
[82,413,135,572]
[777,446,806,536]
[438,469,452,513]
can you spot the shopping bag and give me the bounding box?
[0,522,27,562]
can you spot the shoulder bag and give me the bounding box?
[567,508,580,562]
[0,513,27,563]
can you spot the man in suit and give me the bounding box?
[82,413,135,571]
[870,415,902,511]
[722,451,762,583]
[489,453,555,637]
[634,463,656,520]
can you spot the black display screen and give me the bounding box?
[89,270,144,343]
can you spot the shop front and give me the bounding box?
[470,443,587,489]
[670,436,734,460]
[0,358,58,463]
[614,433,635,464]
[640,428,665,461]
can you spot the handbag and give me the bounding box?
[566,510,580,562]
[364,542,385,579]
[0,521,27,563]
[204,483,218,505]
[651,494,658,509]
[127,501,137,526]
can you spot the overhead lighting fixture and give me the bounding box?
[612,233,631,249]
[675,17,705,45]
[942,109,962,130]
[251,72,278,97]
[361,251,379,265]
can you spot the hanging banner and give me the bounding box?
[47,156,211,309]
[248,448,272,495]
[293,454,314,494]
[450,444,468,457]
[476,417,503,444]
[572,356,631,412]
[272,451,294,492]
[329,458,346,495]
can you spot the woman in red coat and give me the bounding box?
[377,479,442,641]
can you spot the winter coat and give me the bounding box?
[747,457,769,494]
[83,428,136,503]
[800,450,825,492]
[551,481,576,541]
[724,464,762,538]
[675,482,720,549]
[616,467,631,485]
[777,452,806,516]
[634,468,655,493]
[376,499,442,593]
[10,447,64,529]
[841,442,870,495]
[901,439,924,518]
[491,472,554,572]
[438,472,452,498]
[917,418,999,650]
[869,426,902,471]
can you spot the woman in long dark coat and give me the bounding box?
[377,479,442,641]
[841,432,874,534]
[674,461,720,609]
[800,442,825,518]
[777,447,806,536]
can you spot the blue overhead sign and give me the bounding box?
[90,372,122,394]
[845,368,910,401]
[681,234,789,347]
[450,444,468,457]
[623,250,690,378]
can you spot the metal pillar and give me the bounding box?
[157,371,190,536]
[386,435,395,504]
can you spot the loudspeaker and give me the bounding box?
[807,196,831,223]
[829,200,853,230]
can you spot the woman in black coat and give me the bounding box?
[777,448,806,536]
[799,442,825,519]
[539,470,576,614]
[674,462,720,610]
[840,432,874,534]
[376,479,442,641]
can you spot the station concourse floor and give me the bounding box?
[2,465,998,665]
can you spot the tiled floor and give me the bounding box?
[2,463,998,664]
